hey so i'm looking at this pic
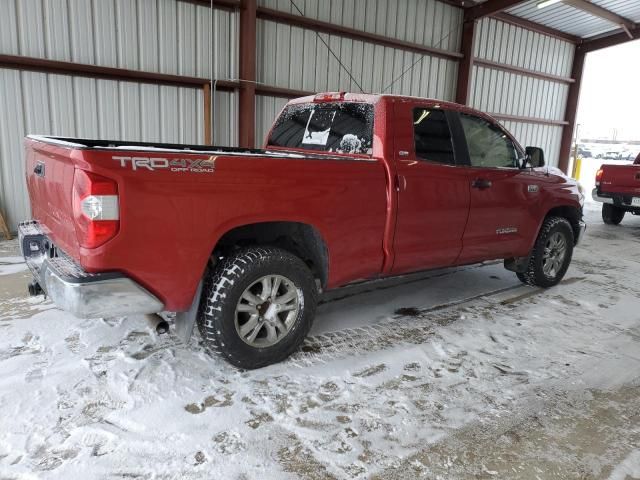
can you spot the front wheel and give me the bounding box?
[516,216,574,288]
[602,204,625,225]
[198,247,318,369]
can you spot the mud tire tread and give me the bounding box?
[197,246,317,369]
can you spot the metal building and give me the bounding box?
[1,0,638,230]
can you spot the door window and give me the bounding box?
[413,108,455,165]
[460,114,518,168]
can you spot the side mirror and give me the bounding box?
[525,146,545,168]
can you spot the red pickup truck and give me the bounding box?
[20,92,585,368]
[592,153,640,224]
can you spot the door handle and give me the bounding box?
[395,174,407,192]
[472,178,492,189]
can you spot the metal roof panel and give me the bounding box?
[506,0,639,38]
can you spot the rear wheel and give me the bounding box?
[516,216,574,288]
[602,204,625,225]
[198,246,317,369]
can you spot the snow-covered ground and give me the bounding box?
[1,200,639,479]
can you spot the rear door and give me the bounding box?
[453,112,538,263]
[390,101,471,274]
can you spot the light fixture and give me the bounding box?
[537,0,562,8]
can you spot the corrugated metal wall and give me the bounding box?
[256,95,289,147]
[258,0,462,51]
[470,17,575,166]
[1,0,237,79]
[0,0,238,229]
[254,0,463,143]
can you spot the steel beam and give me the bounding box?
[491,12,581,43]
[0,54,216,88]
[474,57,575,84]
[180,0,240,10]
[465,0,529,21]
[256,7,463,61]
[580,25,640,53]
[238,0,257,148]
[565,0,635,39]
[558,47,586,174]
[455,19,476,105]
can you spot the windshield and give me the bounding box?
[268,102,374,155]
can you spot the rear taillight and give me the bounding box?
[595,168,604,187]
[72,169,119,248]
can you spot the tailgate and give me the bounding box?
[600,164,640,196]
[24,137,81,260]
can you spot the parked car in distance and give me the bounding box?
[20,92,586,368]
[597,151,623,160]
[593,152,640,224]
[577,146,593,158]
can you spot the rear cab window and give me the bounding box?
[268,102,374,155]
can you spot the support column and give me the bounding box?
[558,46,586,175]
[238,0,257,148]
[455,19,476,106]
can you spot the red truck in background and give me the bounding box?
[593,153,640,224]
[20,92,585,369]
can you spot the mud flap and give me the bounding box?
[504,256,531,273]
[174,280,203,343]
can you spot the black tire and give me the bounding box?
[602,204,625,225]
[197,246,317,369]
[516,216,574,288]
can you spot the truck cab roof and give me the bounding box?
[287,92,504,128]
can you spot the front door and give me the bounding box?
[454,112,536,264]
[391,102,471,274]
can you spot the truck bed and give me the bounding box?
[24,135,388,311]
[27,135,355,162]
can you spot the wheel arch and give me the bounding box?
[543,205,582,245]
[211,221,329,289]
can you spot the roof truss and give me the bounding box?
[464,0,637,42]
[565,0,636,39]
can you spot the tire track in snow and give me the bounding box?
[287,278,592,368]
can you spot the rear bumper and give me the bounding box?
[592,188,640,211]
[19,221,163,318]
[592,188,614,204]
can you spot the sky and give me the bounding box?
[576,38,640,142]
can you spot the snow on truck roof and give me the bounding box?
[287,92,454,104]
[286,92,499,122]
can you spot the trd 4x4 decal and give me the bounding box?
[112,156,216,173]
